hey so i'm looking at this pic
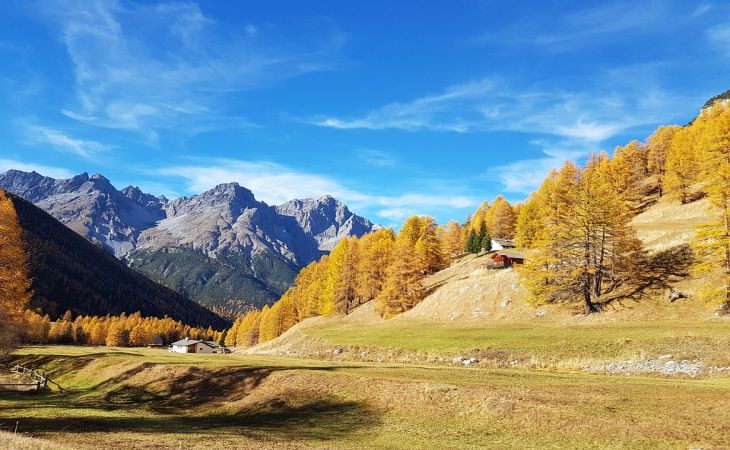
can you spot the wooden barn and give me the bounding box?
[491,251,525,268]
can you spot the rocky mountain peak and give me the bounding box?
[165,182,258,218]
[122,185,168,209]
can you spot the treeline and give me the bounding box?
[20,310,222,347]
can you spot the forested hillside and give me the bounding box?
[223,97,730,348]
[2,190,227,329]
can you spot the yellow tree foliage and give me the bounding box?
[469,201,489,232]
[355,228,396,304]
[610,141,646,206]
[647,125,681,196]
[224,316,242,347]
[257,305,274,342]
[415,217,445,274]
[439,221,464,260]
[333,237,360,314]
[665,126,700,203]
[376,238,423,318]
[375,216,431,318]
[0,191,32,323]
[693,102,730,308]
[515,195,542,249]
[235,309,261,347]
[486,195,516,239]
[520,158,642,313]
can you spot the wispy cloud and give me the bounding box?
[692,3,714,17]
[22,124,111,159]
[706,23,730,56]
[312,75,684,142]
[468,1,675,52]
[0,158,72,179]
[34,0,345,141]
[487,146,584,195]
[359,149,398,167]
[154,159,475,222]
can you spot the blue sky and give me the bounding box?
[0,0,728,226]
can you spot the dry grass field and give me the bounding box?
[1,340,728,450]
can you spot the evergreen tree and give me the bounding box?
[477,221,488,252]
[464,229,478,254]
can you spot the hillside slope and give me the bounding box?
[6,190,226,328]
[249,196,726,361]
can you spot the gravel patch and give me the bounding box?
[585,357,730,377]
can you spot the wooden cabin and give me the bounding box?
[491,251,525,268]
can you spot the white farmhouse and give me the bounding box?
[491,238,516,251]
[169,338,221,354]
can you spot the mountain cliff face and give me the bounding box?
[0,170,166,257]
[275,195,377,262]
[4,190,226,328]
[0,170,376,317]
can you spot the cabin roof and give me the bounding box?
[492,238,516,247]
[492,251,524,259]
[170,338,218,347]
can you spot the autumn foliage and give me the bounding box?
[19,309,222,346]
[0,190,32,351]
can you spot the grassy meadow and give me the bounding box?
[301,319,730,367]
[1,338,729,449]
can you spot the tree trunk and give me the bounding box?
[583,284,597,314]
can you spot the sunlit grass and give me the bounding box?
[1,345,729,449]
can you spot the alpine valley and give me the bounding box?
[0,169,376,318]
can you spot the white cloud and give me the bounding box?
[312,76,681,143]
[36,0,345,140]
[488,147,584,195]
[22,124,111,159]
[155,159,476,222]
[0,159,73,179]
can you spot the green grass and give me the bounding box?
[304,319,730,365]
[0,346,729,449]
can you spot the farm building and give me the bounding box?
[491,251,525,268]
[147,335,164,348]
[491,238,516,251]
[169,338,222,354]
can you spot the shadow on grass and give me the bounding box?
[599,245,694,309]
[3,394,380,442]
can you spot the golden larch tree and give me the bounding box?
[647,125,680,197]
[0,191,32,322]
[693,101,730,309]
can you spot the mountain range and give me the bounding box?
[0,169,376,317]
[5,190,226,328]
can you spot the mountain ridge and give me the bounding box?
[0,169,376,317]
